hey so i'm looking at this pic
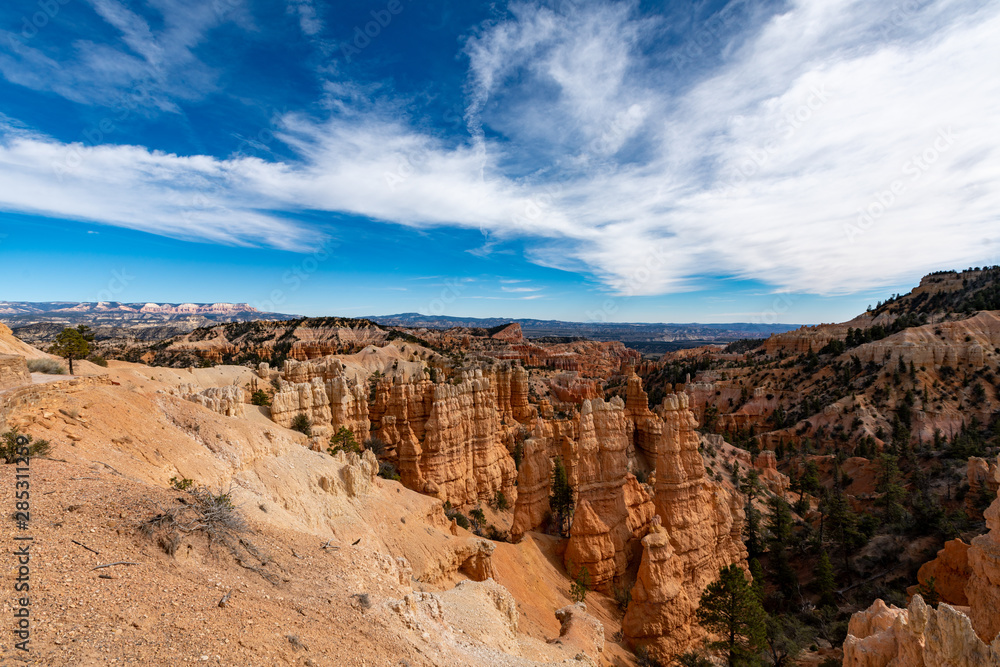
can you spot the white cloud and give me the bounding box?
[287,0,323,36]
[0,0,248,110]
[0,0,998,297]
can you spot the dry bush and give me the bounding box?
[27,358,66,374]
[141,485,275,583]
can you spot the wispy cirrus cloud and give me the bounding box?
[0,0,249,111]
[0,0,998,298]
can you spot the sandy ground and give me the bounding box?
[0,357,637,666]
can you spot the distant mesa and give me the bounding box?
[489,322,523,342]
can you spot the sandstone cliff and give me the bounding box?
[409,371,518,507]
[367,370,519,508]
[621,516,695,657]
[969,456,1000,513]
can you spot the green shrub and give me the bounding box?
[570,565,591,603]
[328,427,360,456]
[486,524,510,542]
[469,507,486,534]
[633,646,663,667]
[1,429,52,464]
[444,502,471,530]
[27,358,66,374]
[87,354,109,367]
[490,490,510,511]
[250,389,271,407]
[673,651,712,667]
[378,462,401,481]
[170,476,194,491]
[290,413,312,436]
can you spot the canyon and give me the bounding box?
[4,268,1000,665]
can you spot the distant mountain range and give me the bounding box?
[0,301,297,324]
[0,302,299,347]
[1,303,800,353]
[368,312,801,346]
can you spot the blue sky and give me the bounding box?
[0,0,998,323]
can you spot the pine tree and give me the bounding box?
[766,495,794,550]
[794,461,819,514]
[764,613,814,667]
[469,505,485,528]
[825,487,866,579]
[741,470,764,558]
[874,453,908,525]
[570,565,590,603]
[770,550,799,606]
[49,326,91,375]
[766,495,798,606]
[696,564,766,667]
[814,550,837,609]
[550,456,574,536]
[328,427,360,455]
[749,558,765,603]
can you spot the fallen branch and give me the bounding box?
[71,539,100,555]
[70,476,100,481]
[320,540,339,550]
[95,461,125,476]
[91,561,138,570]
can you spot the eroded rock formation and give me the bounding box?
[367,370,519,508]
[623,392,747,662]
[270,363,370,438]
[968,456,1000,643]
[171,384,247,417]
[564,499,616,590]
[843,596,1000,667]
[914,539,971,606]
[969,456,1000,513]
[848,456,1000,664]
[553,602,605,661]
[510,422,564,540]
[258,350,742,661]
[549,371,602,404]
[570,397,655,583]
[621,516,694,657]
